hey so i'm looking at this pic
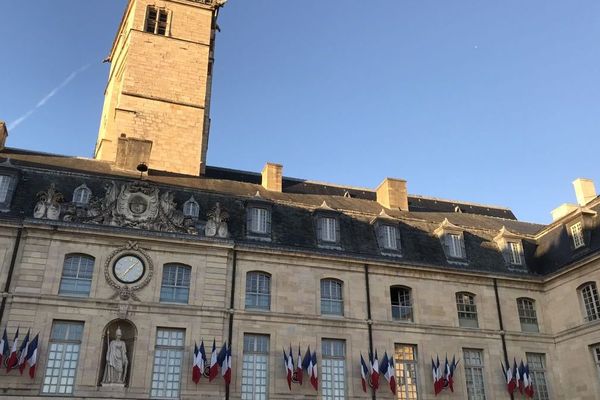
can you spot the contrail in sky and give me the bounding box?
[8,64,91,131]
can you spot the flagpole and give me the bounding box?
[225,248,237,400]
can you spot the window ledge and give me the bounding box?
[246,234,272,242]
[317,243,342,250]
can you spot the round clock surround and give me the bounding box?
[104,241,154,300]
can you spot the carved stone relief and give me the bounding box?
[104,241,153,301]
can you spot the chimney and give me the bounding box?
[261,162,283,192]
[0,121,7,151]
[551,203,579,222]
[573,178,597,206]
[376,178,408,211]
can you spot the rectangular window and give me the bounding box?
[591,344,600,381]
[395,344,419,400]
[242,334,269,400]
[321,279,343,316]
[151,329,185,398]
[517,298,539,333]
[42,321,84,395]
[508,242,522,265]
[322,339,345,400]
[145,6,169,35]
[160,264,191,304]
[581,283,600,322]
[245,272,271,310]
[320,217,337,243]
[571,222,585,248]
[0,175,11,202]
[380,225,399,250]
[456,293,479,328]
[463,348,486,400]
[250,207,269,234]
[526,353,549,400]
[391,287,413,322]
[447,234,464,258]
[59,255,94,297]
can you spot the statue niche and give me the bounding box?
[99,320,136,388]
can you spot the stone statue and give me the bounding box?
[33,183,63,220]
[205,202,229,238]
[102,327,128,385]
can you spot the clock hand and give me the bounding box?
[118,261,139,279]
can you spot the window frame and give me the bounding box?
[0,169,18,211]
[246,203,272,239]
[182,196,200,219]
[579,282,600,322]
[321,339,346,400]
[591,343,600,383]
[375,221,402,255]
[159,263,192,304]
[321,278,344,316]
[570,222,585,249]
[72,184,91,206]
[456,292,479,328]
[150,328,185,399]
[245,271,272,311]
[390,286,413,322]
[242,334,269,400]
[394,343,420,400]
[507,241,523,265]
[526,352,550,400]
[144,6,170,36]
[463,348,487,400]
[517,297,539,333]
[42,321,84,395]
[58,254,95,297]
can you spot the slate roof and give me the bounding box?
[1,148,598,278]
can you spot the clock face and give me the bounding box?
[113,255,145,284]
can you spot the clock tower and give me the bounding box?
[95,0,226,175]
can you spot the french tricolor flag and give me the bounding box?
[0,328,9,366]
[370,351,380,390]
[359,353,369,392]
[208,339,219,381]
[387,355,397,395]
[310,351,318,391]
[17,329,30,374]
[295,345,303,385]
[221,344,232,386]
[283,346,293,390]
[26,334,39,379]
[192,342,202,384]
[6,327,19,372]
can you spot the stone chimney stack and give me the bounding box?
[376,178,409,211]
[261,162,283,192]
[0,121,7,151]
[573,178,597,206]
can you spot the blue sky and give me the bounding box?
[2,1,599,223]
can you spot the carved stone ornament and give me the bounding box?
[61,181,198,234]
[104,241,153,301]
[204,202,229,238]
[33,183,64,221]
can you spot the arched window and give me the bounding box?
[517,297,539,332]
[72,184,91,206]
[579,282,600,322]
[390,286,413,322]
[59,254,95,297]
[456,292,478,328]
[160,264,191,304]
[183,196,200,218]
[321,279,343,316]
[245,271,271,310]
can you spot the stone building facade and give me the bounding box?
[1,1,600,400]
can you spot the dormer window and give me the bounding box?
[447,234,465,258]
[372,211,402,255]
[570,222,585,249]
[508,241,522,265]
[434,219,466,261]
[72,184,91,206]
[494,226,526,268]
[0,175,11,202]
[380,225,400,250]
[247,206,271,235]
[319,217,337,242]
[145,6,169,36]
[183,196,200,218]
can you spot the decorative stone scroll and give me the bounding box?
[61,181,198,234]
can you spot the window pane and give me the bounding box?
[581,283,600,322]
[321,280,343,316]
[456,293,478,328]
[160,264,191,304]
[151,329,185,398]
[463,349,486,400]
[42,322,84,394]
[517,298,539,332]
[395,344,419,400]
[526,353,549,400]
[322,339,345,400]
[245,272,271,310]
[0,175,10,202]
[59,255,94,297]
[242,334,269,400]
[391,287,413,322]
